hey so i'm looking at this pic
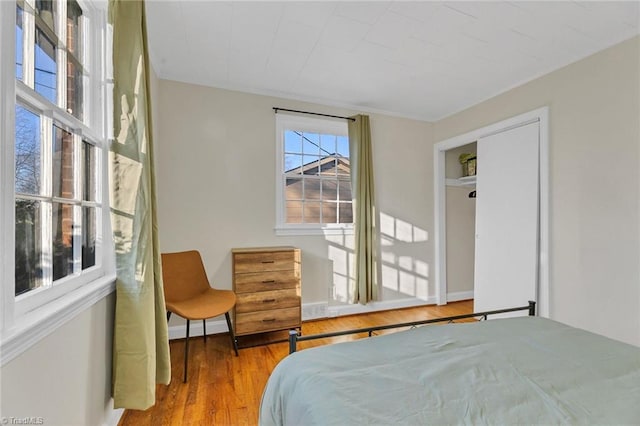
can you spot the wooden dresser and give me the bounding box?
[231,247,301,337]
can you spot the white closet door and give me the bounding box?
[474,122,539,316]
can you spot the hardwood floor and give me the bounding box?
[118,300,473,426]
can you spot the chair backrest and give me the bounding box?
[161,250,212,304]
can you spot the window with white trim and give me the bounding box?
[9,0,109,316]
[275,113,353,235]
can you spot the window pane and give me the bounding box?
[337,136,349,157]
[285,201,302,224]
[302,133,319,155]
[303,179,321,200]
[67,1,83,58]
[284,130,302,154]
[16,5,23,80]
[302,155,320,175]
[36,0,57,33]
[15,105,41,194]
[338,179,352,201]
[53,202,75,281]
[284,153,302,174]
[82,207,96,269]
[338,202,353,224]
[322,180,338,201]
[322,202,337,223]
[15,200,43,296]
[303,201,321,223]
[35,28,57,104]
[320,134,336,155]
[285,177,302,201]
[67,57,83,120]
[83,141,97,201]
[337,157,350,177]
[53,126,75,199]
[280,123,351,227]
[319,157,337,176]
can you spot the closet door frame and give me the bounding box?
[433,107,550,317]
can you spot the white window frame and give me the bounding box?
[0,0,115,366]
[275,113,354,236]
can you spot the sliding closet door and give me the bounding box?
[474,122,539,316]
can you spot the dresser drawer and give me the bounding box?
[234,251,298,273]
[235,307,300,335]
[236,288,300,314]
[234,270,299,294]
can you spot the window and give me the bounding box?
[7,0,109,317]
[275,113,353,235]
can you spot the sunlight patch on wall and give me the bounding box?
[326,213,430,304]
[380,212,429,243]
[379,212,430,300]
[326,233,355,303]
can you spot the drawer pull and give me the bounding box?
[262,318,276,323]
[262,299,276,303]
[262,280,276,284]
[261,260,275,264]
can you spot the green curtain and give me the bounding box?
[109,0,170,410]
[348,115,378,304]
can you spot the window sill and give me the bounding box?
[275,225,354,236]
[0,272,116,366]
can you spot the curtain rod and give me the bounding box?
[273,107,356,122]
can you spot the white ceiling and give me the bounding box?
[145,1,640,121]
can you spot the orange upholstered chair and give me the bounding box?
[162,250,239,382]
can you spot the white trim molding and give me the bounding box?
[275,225,354,237]
[274,112,351,236]
[446,291,474,303]
[327,297,436,318]
[433,106,550,317]
[0,0,16,335]
[0,273,116,366]
[167,297,478,340]
[302,302,329,321]
[167,316,229,340]
[103,402,124,426]
[168,302,330,340]
[1,0,115,363]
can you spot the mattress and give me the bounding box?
[259,316,640,425]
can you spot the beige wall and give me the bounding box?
[434,36,640,345]
[154,81,434,309]
[0,294,116,426]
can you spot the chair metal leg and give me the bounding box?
[203,319,207,343]
[225,312,239,356]
[184,319,190,383]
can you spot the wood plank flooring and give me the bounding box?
[118,300,473,426]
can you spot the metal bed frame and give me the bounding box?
[288,301,536,354]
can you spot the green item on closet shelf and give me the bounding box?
[459,153,475,164]
[459,153,477,176]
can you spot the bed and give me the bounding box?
[259,304,640,425]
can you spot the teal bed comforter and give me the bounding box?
[259,317,640,425]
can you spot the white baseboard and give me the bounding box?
[327,296,437,318]
[167,304,329,340]
[103,400,124,426]
[168,317,229,340]
[302,302,328,320]
[167,295,473,340]
[446,290,474,302]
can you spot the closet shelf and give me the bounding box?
[446,175,476,187]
